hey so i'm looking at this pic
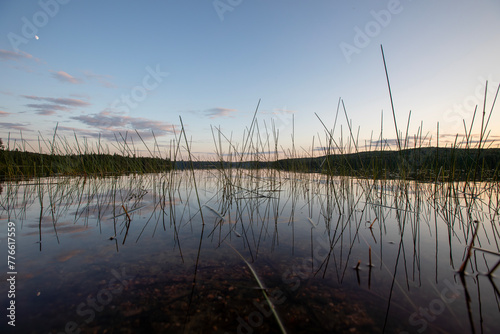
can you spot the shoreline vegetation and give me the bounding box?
[206,147,500,182]
[1,146,499,182]
[0,149,173,179]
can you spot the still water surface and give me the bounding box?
[0,169,499,333]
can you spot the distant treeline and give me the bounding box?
[0,149,172,179]
[171,147,499,181]
[272,147,500,181]
[2,146,499,181]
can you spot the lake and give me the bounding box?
[1,169,499,333]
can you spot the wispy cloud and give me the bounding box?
[22,95,90,115]
[0,122,31,131]
[202,107,238,118]
[364,138,415,150]
[25,104,70,115]
[56,124,173,152]
[0,110,10,116]
[72,111,177,136]
[51,71,83,84]
[22,95,90,107]
[57,125,111,140]
[83,70,115,88]
[0,49,38,62]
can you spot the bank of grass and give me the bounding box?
[0,126,173,179]
[0,150,172,179]
[0,149,172,179]
[271,147,500,182]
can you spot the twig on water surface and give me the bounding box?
[202,204,225,222]
[232,226,242,237]
[109,205,146,219]
[121,204,132,221]
[203,204,243,240]
[307,217,318,228]
[368,218,377,229]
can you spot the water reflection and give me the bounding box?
[0,170,499,333]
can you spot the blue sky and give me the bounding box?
[1,0,500,159]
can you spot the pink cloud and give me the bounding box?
[51,71,83,84]
[0,49,38,62]
[0,122,31,132]
[203,107,238,118]
[72,111,178,136]
[22,95,90,115]
[22,95,90,107]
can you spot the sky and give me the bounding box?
[1,0,500,159]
